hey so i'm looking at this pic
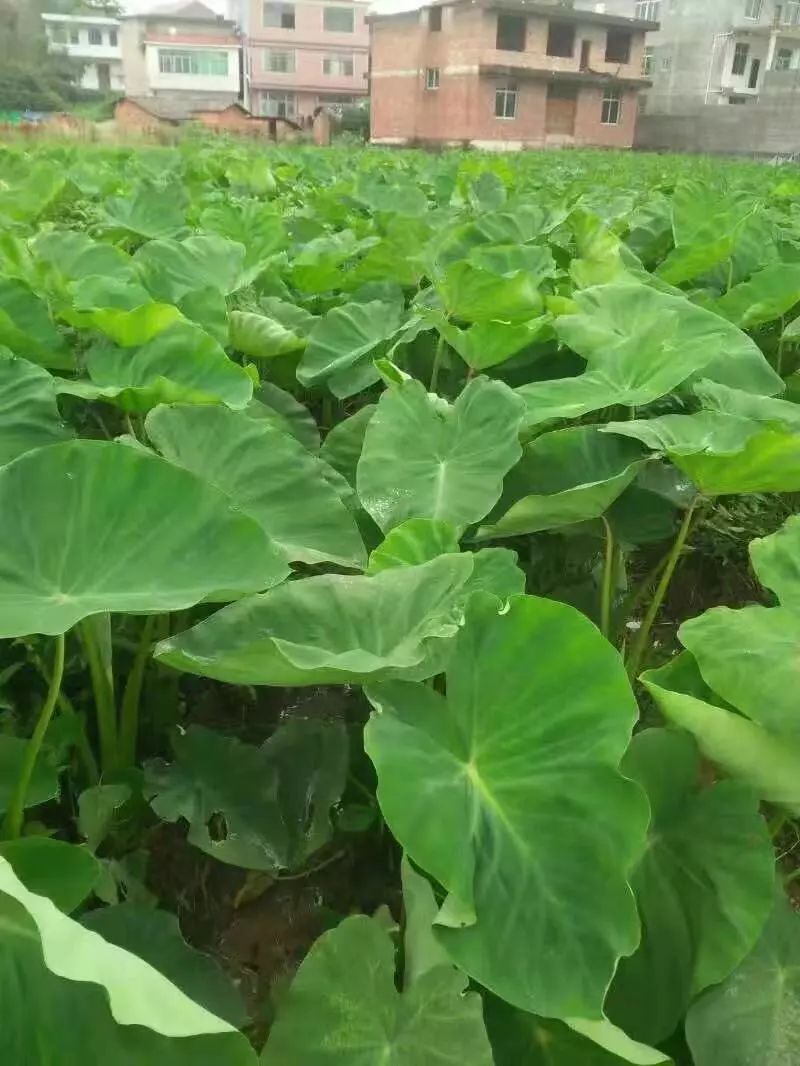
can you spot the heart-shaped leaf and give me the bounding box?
[0,349,72,465]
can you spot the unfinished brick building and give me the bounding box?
[369,0,658,150]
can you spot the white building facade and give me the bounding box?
[41,12,125,92]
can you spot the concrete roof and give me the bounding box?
[371,0,659,31]
[122,94,241,120]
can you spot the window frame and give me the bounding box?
[546,21,576,59]
[262,89,296,118]
[108,29,117,47]
[322,52,355,77]
[425,66,440,90]
[605,29,632,64]
[744,0,763,19]
[634,1,661,20]
[69,27,80,44]
[775,47,794,70]
[88,27,103,45]
[429,5,442,31]
[494,81,518,120]
[157,49,230,76]
[731,41,749,76]
[600,86,622,125]
[262,2,296,29]
[323,6,355,33]
[642,45,654,75]
[263,47,295,73]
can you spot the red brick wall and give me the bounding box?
[370,6,644,149]
[115,99,168,134]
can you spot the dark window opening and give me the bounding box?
[429,6,442,31]
[731,42,749,76]
[605,29,631,64]
[546,21,575,58]
[749,57,761,87]
[580,39,591,69]
[496,13,526,52]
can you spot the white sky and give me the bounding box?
[120,0,423,14]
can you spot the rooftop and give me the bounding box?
[370,0,659,30]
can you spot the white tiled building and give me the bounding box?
[41,12,125,92]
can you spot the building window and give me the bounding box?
[661,54,672,71]
[601,87,622,124]
[748,57,761,87]
[782,2,800,26]
[732,42,749,76]
[642,45,654,75]
[263,2,295,29]
[323,6,354,32]
[744,0,763,18]
[69,28,80,44]
[323,53,354,76]
[634,1,661,19]
[109,29,117,46]
[775,47,794,70]
[88,27,102,45]
[158,49,229,75]
[547,21,575,58]
[496,13,526,51]
[425,66,440,90]
[263,48,295,72]
[495,82,518,119]
[262,90,296,117]
[429,5,442,31]
[605,29,631,63]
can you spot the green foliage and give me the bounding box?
[0,140,798,1065]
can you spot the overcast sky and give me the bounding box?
[120,0,423,14]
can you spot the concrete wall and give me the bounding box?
[144,43,241,94]
[636,97,800,154]
[370,5,645,148]
[121,14,241,97]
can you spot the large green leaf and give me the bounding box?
[437,316,550,371]
[155,554,474,687]
[0,837,100,913]
[82,904,246,1027]
[247,381,320,452]
[0,277,72,369]
[297,300,403,387]
[436,260,543,323]
[642,653,800,814]
[134,236,246,303]
[357,378,524,533]
[57,323,253,414]
[0,736,60,813]
[400,856,452,989]
[318,403,376,486]
[485,998,671,1066]
[0,439,288,637]
[229,311,306,359]
[146,720,346,872]
[365,594,647,1018]
[478,426,647,538]
[367,519,460,573]
[607,729,774,1044]
[714,261,800,328]
[694,380,800,431]
[261,915,494,1065]
[686,891,800,1066]
[101,183,187,240]
[516,283,781,426]
[77,302,184,347]
[0,349,72,464]
[146,404,365,569]
[0,856,255,1064]
[750,512,800,607]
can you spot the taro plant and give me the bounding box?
[0,139,798,1065]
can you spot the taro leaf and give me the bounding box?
[319,404,376,487]
[478,426,647,538]
[750,513,800,607]
[155,554,474,687]
[0,855,255,1065]
[714,261,800,329]
[82,904,246,1027]
[485,997,672,1066]
[65,276,153,317]
[0,349,72,464]
[229,311,306,360]
[101,183,188,240]
[261,914,494,1066]
[81,303,184,346]
[436,261,543,323]
[246,381,320,452]
[679,603,800,735]
[642,652,800,814]
[365,594,647,1018]
[33,231,136,289]
[146,403,365,569]
[685,890,800,1066]
[58,323,253,414]
[606,729,774,1045]
[605,412,800,495]
[357,378,524,534]
[694,380,800,431]
[657,181,750,285]
[400,857,451,989]
[297,300,404,387]
[0,439,288,638]
[0,838,100,913]
[177,287,229,346]
[437,316,551,371]
[134,236,246,304]
[367,519,460,574]
[146,720,346,872]
[0,277,73,369]
[516,283,781,427]
[0,736,60,813]
[78,783,132,852]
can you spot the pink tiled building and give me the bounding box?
[369,0,657,150]
[232,0,370,121]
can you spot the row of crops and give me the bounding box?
[0,138,798,1064]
